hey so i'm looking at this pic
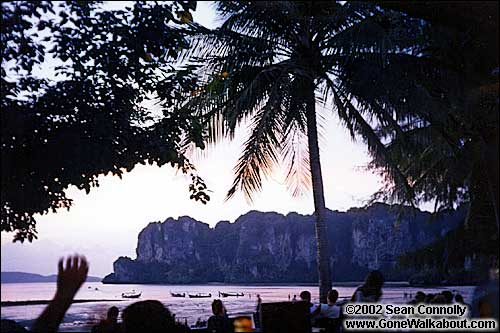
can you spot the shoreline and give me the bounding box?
[1,279,474,288]
[2,280,471,288]
[1,299,125,307]
[100,281,411,287]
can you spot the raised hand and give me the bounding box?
[33,254,90,333]
[55,255,89,300]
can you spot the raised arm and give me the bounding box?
[32,255,88,333]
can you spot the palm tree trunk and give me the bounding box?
[305,79,332,303]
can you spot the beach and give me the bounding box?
[1,282,476,331]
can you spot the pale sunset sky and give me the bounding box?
[1,2,431,277]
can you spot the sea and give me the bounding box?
[0,282,476,332]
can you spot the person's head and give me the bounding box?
[430,295,447,304]
[299,291,311,302]
[327,289,339,304]
[122,300,175,333]
[415,291,426,303]
[107,306,119,321]
[364,270,385,291]
[441,291,453,303]
[424,293,435,303]
[212,299,224,316]
[455,294,464,304]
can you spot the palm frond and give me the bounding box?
[281,122,311,197]
[189,61,293,144]
[226,74,289,201]
[331,85,416,205]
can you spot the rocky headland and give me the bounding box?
[103,203,466,284]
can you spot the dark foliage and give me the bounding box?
[340,2,499,231]
[185,1,425,202]
[1,1,209,242]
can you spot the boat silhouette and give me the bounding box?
[219,291,244,297]
[188,293,212,298]
[121,290,141,299]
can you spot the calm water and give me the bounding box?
[1,282,475,331]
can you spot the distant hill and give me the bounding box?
[1,272,101,283]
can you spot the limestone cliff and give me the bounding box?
[103,203,464,283]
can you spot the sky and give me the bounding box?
[0,2,431,278]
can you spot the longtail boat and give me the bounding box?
[188,293,212,298]
[121,291,141,299]
[219,291,244,297]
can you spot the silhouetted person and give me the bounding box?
[300,290,319,327]
[122,300,188,333]
[314,289,340,319]
[441,290,453,303]
[409,291,426,304]
[424,293,435,304]
[416,291,425,302]
[256,294,262,312]
[454,293,472,318]
[292,294,297,302]
[430,295,447,304]
[455,294,465,304]
[351,270,384,302]
[194,318,207,328]
[32,255,189,333]
[253,294,262,329]
[32,255,89,333]
[313,289,342,332]
[207,299,232,333]
[300,290,318,313]
[92,306,121,333]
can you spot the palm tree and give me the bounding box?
[186,1,422,302]
[339,2,499,233]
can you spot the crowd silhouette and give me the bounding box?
[1,255,498,333]
[91,306,120,333]
[207,299,231,333]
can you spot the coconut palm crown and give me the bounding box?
[186,1,424,301]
